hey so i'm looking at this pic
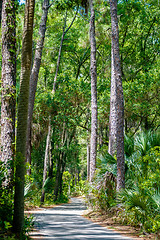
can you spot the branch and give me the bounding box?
[64,7,79,34]
[52,8,78,92]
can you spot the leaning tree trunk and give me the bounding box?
[89,0,98,182]
[110,0,125,191]
[26,0,50,175]
[13,0,35,235]
[1,0,16,187]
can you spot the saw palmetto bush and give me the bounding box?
[119,130,160,233]
[117,186,160,233]
[85,152,117,211]
[84,130,160,233]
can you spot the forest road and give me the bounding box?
[29,198,133,240]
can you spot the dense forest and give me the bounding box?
[0,0,160,239]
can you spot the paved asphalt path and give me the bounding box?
[29,198,133,240]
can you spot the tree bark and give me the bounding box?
[48,129,53,178]
[1,0,16,187]
[109,0,125,191]
[89,0,98,182]
[41,117,51,203]
[26,0,50,175]
[54,152,62,201]
[108,48,116,156]
[59,153,66,198]
[54,124,67,201]
[86,109,90,181]
[13,0,35,234]
[87,142,90,181]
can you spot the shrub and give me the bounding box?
[117,186,160,233]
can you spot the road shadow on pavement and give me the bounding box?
[30,198,133,240]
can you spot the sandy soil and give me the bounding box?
[83,210,159,240]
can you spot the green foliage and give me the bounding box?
[23,215,34,235]
[0,166,32,240]
[62,171,85,197]
[124,135,134,158]
[85,168,116,212]
[97,152,117,176]
[118,131,160,233]
[117,186,160,233]
[85,130,160,233]
[0,165,13,232]
[43,177,55,193]
[54,193,69,204]
[62,171,71,196]
[54,0,79,10]
[0,189,13,230]
[24,180,42,207]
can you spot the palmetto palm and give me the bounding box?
[117,186,160,230]
[125,130,160,182]
[118,130,160,232]
[134,130,160,156]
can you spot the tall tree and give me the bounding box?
[108,50,116,156]
[1,0,16,186]
[89,0,98,182]
[26,0,50,175]
[13,0,35,235]
[41,117,51,203]
[109,0,125,191]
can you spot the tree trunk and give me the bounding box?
[1,0,16,187]
[13,0,35,234]
[54,152,62,201]
[110,0,125,191]
[87,143,90,181]
[48,129,53,178]
[108,48,116,156]
[26,0,50,175]
[89,0,98,182]
[59,153,66,198]
[54,125,67,201]
[41,118,51,203]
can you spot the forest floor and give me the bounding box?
[26,197,159,240]
[83,209,159,240]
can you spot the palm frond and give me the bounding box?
[134,131,151,156]
[97,152,117,175]
[124,135,134,158]
[150,189,160,211]
[117,187,149,213]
